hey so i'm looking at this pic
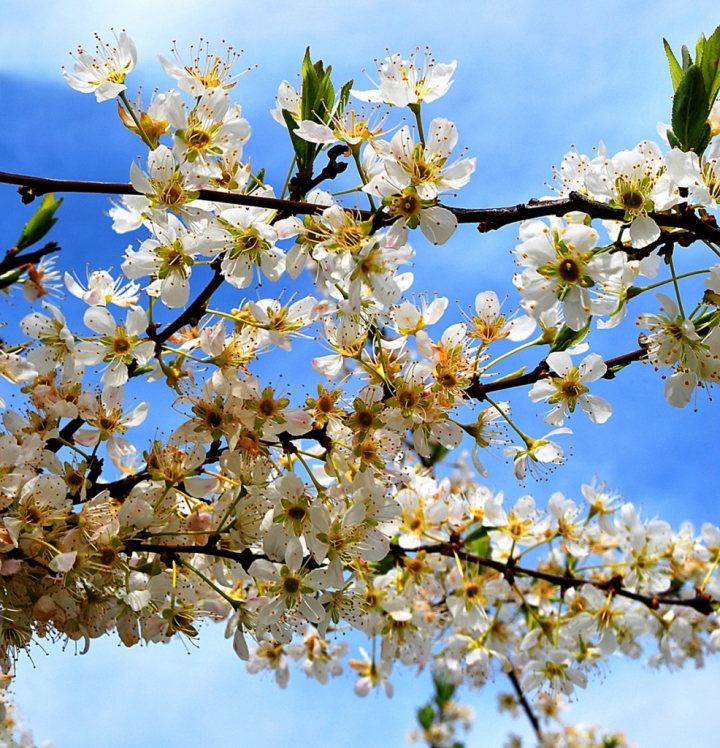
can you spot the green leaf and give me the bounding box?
[663,39,684,92]
[434,677,456,705]
[470,536,490,559]
[695,33,706,69]
[549,319,591,352]
[417,704,434,731]
[0,267,24,291]
[700,25,720,105]
[15,193,63,251]
[671,64,709,151]
[693,121,712,156]
[337,79,354,116]
[681,44,693,70]
[666,128,682,149]
[464,525,491,558]
[370,552,397,576]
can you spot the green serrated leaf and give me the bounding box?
[666,128,682,149]
[663,39,684,92]
[672,64,710,151]
[550,320,591,352]
[337,79,354,115]
[693,120,712,156]
[696,33,706,68]
[15,193,63,251]
[417,704,435,731]
[701,25,720,105]
[681,44,693,70]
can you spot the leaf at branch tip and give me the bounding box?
[491,366,527,384]
[433,677,456,706]
[550,320,591,352]
[700,25,720,106]
[663,39,684,92]
[15,193,63,251]
[681,44,693,71]
[0,267,24,291]
[671,64,710,152]
[417,704,434,731]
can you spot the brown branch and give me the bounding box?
[4,171,720,250]
[122,534,716,615]
[457,192,720,245]
[416,543,716,615]
[507,667,543,741]
[466,347,646,401]
[0,169,371,218]
[153,259,225,351]
[126,540,267,568]
[0,241,60,276]
[45,417,85,453]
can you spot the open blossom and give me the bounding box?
[664,140,720,206]
[468,291,536,344]
[63,31,137,102]
[122,215,211,308]
[584,140,670,248]
[75,386,149,468]
[159,41,248,97]
[20,302,82,383]
[636,293,720,407]
[514,218,630,331]
[64,269,140,307]
[128,145,207,224]
[0,353,37,408]
[270,80,302,126]
[352,48,456,107]
[166,86,251,173]
[504,428,571,481]
[529,352,612,425]
[75,305,155,387]
[294,107,387,148]
[363,119,474,245]
[369,119,475,201]
[202,192,286,288]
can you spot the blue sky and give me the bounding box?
[1,1,720,746]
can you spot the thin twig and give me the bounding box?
[507,667,543,742]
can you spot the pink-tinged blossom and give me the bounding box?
[64,269,140,307]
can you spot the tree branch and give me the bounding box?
[0,169,372,218]
[416,542,716,615]
[507,667,543,741]
[466,347,647,401]
[0,241,60,275]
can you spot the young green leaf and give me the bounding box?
[663,39,684,92]
[700,24,720,105]
[671,64,709,151]
[417,704,435,731]
[15,193,63,251]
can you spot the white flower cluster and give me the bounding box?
[1,28,720,747]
